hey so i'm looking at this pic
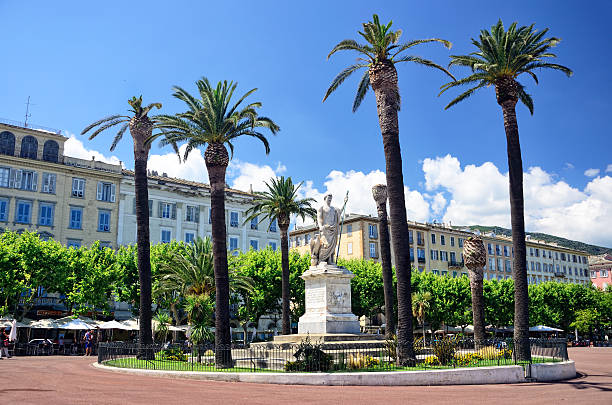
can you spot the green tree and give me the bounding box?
[157,79,278,366]
[323,14,453,364]
[244,176,316,334]
[440,20,572,360]
[412,291,432,344]
[339,259,385,320]
[82,96,163,350]
[484,278,514,328]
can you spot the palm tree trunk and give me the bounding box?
[205,144,232,368]
[500,98,531,362]
[469,273,486,345]
[369,60,415,365]
[372,185,395,339]
[134,154,154,358]
[279,223,291,335]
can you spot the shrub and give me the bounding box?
[454,353,482,367]
[284,336,333,372]
[385,334,397,362]
[158,347,187,362]
[477,346,499,360]
[432,337,456,365]
[424,355,439,366]
[204,349,215,357]
[347,353,380,369]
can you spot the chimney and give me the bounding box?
[249,184,253,194]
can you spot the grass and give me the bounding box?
[104,356,561,373]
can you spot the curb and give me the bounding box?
[92,361,575,386]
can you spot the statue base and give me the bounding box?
[297,262,360,335]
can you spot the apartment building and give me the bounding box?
[289,215,591,285]
[589,254,612,290]
[0,121,121,248]
[117,170,281,251]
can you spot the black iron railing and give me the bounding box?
[97,338,568,373]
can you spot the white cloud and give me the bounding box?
[564,162,575,170]
[606,164,612,173]
[63,132,121,165]
[228,159,287,192]
[147,144,208,183]
[584,168,600,177]
[296,169,430,227]
[422,154,612,247]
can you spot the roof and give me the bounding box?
[121,169,257,198]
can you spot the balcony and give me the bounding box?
[417,239,424,246]
[554,272,566,278]
[418,257,426,264]
[448,260,464,268]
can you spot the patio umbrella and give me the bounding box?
[60,319,93,330]
[529,325,564,332]
[9,320,17,341]
[28,318,61,329]
[98,320,130,330]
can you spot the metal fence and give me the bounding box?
[97,338,568,373]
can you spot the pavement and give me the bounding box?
[1,347,610,405]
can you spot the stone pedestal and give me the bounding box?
[297,262,360,335]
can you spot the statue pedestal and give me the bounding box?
[297,262,360,334]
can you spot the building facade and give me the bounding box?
[0,122,121,248]
[117,170,281,251]
[289,215,591,286]
[589,254,612,290]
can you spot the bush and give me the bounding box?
[477,346,499,360]
[157,347,187,362]
[454,353,482,367]
[347,353,380,370]
[432,337,456,365]
[284,336,333,372]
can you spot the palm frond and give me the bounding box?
[352,70,371,112]
[323,64,368,102]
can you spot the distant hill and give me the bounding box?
[458,225,612,256]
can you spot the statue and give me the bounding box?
[309,193,340,266]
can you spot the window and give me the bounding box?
[408,230,413,244]
[67,239,81,248]
[208,207,212,224]
[417,232,424,245]
[347,242,353,255]
[269,241,277,251]
[431,233,436,244]
[160,202,172,219]
[148,200,154,217]
[530,261,534,270]
[0,131,15,156]
[347,224,353,237]
[489,258,495,271]
[369,242,377,258]
[0,198,8,221]
[229,237,239,251]
[440,251,448,261]
[160,229,171,243]
[458,238,464,248]
[72,178,85,198]
[42,140,59,163]
[433,270,439,275]
[450,237,455,247]
[185,232,195,244]
[69,207,83,229]
[535,248,540,257]
[41,173,56,194]
[250,216,258,230]
[530,247,534,256]
[505,260,511,272]
[536,262,541,271]
[417,248,425,260]
[591,271,597,278]
[305,234,311,244]
[98,210,111,232]
[440,235,445,245]
[368,224,377,238]
[487,243,493,255]
[15,200,32,223]
[0,167,9,187]
[497,258,502,272]
[185,205,198,222]
[296,236,301,246]
[230,211,239,227]
[250,240,258,250]
[430,249,439,261]
[450,252,456,263]
[504,246,509,257]
[20,135,38,159]
[495,244,501,256]
[38,203,54,226]
[441,270,448,277]
[269,219,277,232]
[561,253,566,261]
[410,248,414,262]
[12,169,37,191]
[97,182,116,202]
[601,270,609,278]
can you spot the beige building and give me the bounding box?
[289,215,590,286]
[117,170,281,251]
[0,121,121,248]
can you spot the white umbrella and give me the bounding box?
[27,318,61,329]
[98,320,130,330]
[9,320,17,341]
[529,325,563,332]
[60,319,93,330]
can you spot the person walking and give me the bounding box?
[0,328,11,359]
[83,330,93,356]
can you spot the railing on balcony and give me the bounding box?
[448,260,464,268]
[418,257,426,264]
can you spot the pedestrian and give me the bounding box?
[83,329,93,356]
[0,328,11,359]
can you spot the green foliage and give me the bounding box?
[571,309,601,333]
[285,336,333,372]
[347,353,380,369]
[431,336,457,366]
[157,346,187,362]
[154,312,172,343]
[338,258,385,318]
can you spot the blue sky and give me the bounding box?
[1,1,611,246]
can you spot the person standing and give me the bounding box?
[83,329,93,356]
[0,328,11,359]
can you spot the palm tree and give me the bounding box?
[81,96,162,355]
[243,176,316,335]
[371,184,395,338]
[412,291,432,347]
[440,20,572,361]
[156,79,278,366]
[463,236,487,345]
[323,14,453,365]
